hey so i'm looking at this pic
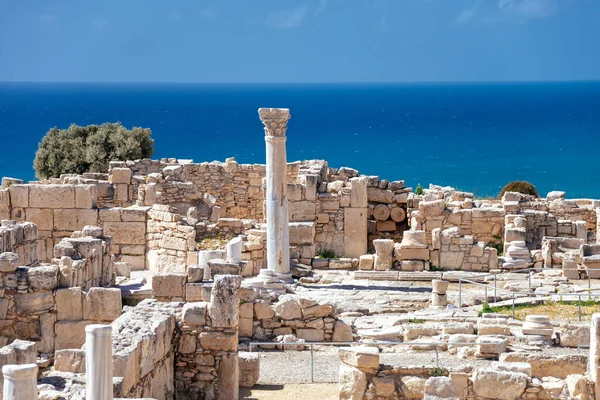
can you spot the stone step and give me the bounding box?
[353,271,399,281]
[397,271,443,281]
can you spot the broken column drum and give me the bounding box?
[259,108,292,280]
[2,364,38,400]
[85,324,113,400]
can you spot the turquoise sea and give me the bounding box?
[0,82,599,198]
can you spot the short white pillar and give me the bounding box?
[259,108,291,279]
[85,324,113,400]
[2,363,38,400]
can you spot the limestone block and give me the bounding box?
[339,364,367,400]
[442,322,474,335]
[8,339,36,364]
[500,352,587,379]
[367,188,394,203]
[394,245,429,261]
[110,168,132,184]
[39,312,55,353]
[182,302,208,327]
[424,376,459,400]
[329,258,353,269]
[8,184,29,208]
[471,369,527,400]
[254,301,275,320]
[332,320,353,342]
[566,374,590,400]
[27,265,58,291]
[289,222,315,245]
[239,352,260,388]
[275,295,302,320]
[440,252,464,270]
[185,283,207,302]
[54,349,86,373]
[372,377,395,397]
[29,185,75,208]
[350,177,368,208]
[26,208,53,231]
[114,262,131,278]
[302,304,333,318]
[103,221,146,245]
[199,331,237,351]
[344,208,367,258]
[419,199,445,216]
[15,292,54,313]
[296,328,324,341]
[0,252,19,273]
[376,220,396,232]
[240,318,253,337]
[358,255,374,270]
[187,265,204,283]
[491,361,532,377]
[558,323,589,348]
[75,184,98,209]
[400,260,425,271]
[373,239,394,271]
[152,274,186,299]
[477,322,510,335]
[400,230,428,248]
[449,372,468,400]
[121,207,147,222]
[209,274,241,328]
[56,288,83,321]
[400,376,426,399]
[338,346,379,373]
[83,288,122,321]
[54,320,92,350]
[289,201,316,222]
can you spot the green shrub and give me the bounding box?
[317,249,337,259]
[486,242,504,256]
[34,122,154,179]
[429,367,448,377]
[415,184,424,195]
[497,181,539,199]
[408,318,425,324]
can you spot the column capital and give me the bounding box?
[258,108,290,137]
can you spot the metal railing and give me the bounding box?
[248,340,501,383]
[458,267,600,320]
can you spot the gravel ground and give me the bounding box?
[257,346,588,385]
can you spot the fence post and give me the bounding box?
[310,344,314,383]
[459,280,462,309]
[579,294,582,322]
[435,344,439,368]
[588,273,591,291]
[494,275,497,303]
[512,294,515,319]
[485,286,488,303]
[528,271,532,293]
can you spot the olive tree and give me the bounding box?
[34,122,154,179]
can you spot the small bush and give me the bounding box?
[429,367,448,377]
[317,249,337,259]
[415,184,424,195]
[486,242,504,256]
[34,122,154,179]
[497,181,539,199]
[408,318,425,324]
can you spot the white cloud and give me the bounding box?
[454,0,483,25]
[267,4,308,29]
[498,0,558,19]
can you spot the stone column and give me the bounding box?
[2,364,38,400]
[590,313,600,399]
[259,108,291,280]
[85,324,113,400]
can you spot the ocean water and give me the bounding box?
[1,82,600,198]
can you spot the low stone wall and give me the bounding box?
[0,221,37,266]
[146,204,196,274]
[431,227,498,272]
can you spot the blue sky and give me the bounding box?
[1,0,599,82]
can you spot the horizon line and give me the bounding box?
[1,79,600,85]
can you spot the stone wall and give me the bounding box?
[146,204,197,274]
[431,227,498,272]
[0,221,37,267]
[0,225,119,353]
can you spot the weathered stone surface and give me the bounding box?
[296,329,325,342]
[26,208,53,231]
[373,239,394,271]
[254,301,275,320]
[275,295,303,320]
[302,304,333,319]
[56,287,83,321]
[499,352,587,379]
[491,361,532,377]
[338,346,379,373]
[332,320,353,342]
[10,339,37,364]
[558,323,589,348]
[182,302,208,327]
[54,349,86,373]
[29,185,75,208]
[471,369,527,400]
[103,221,146,245]
[373,377,395,397]
[0,252,19,273]
[400,376,426,399]
[239,352,260,388]
[358,255,374,270]
[15,291,54,313]
[424,376,459,400]
[83,287,122,321]
[152,274,186,299]
[198,331,237,351]
[344,208,367,258]
[209,274,241,328]
[111,168,132,184]
[339,364,367,400]
[53,209,98,231]
[27,265,59,291]
[54,320,91,350]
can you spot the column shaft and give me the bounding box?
[2,364,38,400]
[85,324,113,400]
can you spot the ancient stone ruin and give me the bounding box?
[1,108,600,399]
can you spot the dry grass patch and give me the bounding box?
[196,235,229,251]
[483,300,600,322]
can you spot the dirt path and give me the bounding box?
[240,384,338,400]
